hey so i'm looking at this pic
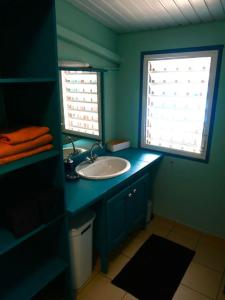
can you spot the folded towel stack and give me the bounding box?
[0,126,53,165]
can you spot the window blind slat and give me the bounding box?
[61,70,100,138]
[142,52,215,158]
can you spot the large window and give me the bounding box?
[59,68,103,140]
[140,46,223,161]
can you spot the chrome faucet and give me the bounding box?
[67,135,76,153]
[86,141,103,163]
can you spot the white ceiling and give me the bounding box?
[66,0,225,33]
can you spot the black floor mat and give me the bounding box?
[112,234,195,300]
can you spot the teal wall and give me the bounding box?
[55,1,225,238]
[56,0,117,53]
[117,21,225,238]
[55,0,119,141]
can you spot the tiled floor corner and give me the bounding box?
[217,274,225,300]
[172,284,212,300]
[75,215,225,300]
[76,273,126,300]
[181,262,222,299]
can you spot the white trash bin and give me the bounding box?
[70,210,96,290]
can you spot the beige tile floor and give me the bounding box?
[76,215,225,300]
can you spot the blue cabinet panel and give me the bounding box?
[96,173,151,273]
[107,188,128,250]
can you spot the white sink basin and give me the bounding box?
[63,147,86,159]
[75,156,131,179]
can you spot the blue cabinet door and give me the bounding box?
[97,174,151,273]
[126,174,149,232]
[107,188,128,250]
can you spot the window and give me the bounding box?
[59,68,103,140]
[140,46,223,161]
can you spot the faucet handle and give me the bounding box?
[85,156,92,163]
[92,153,98,160]
[86,154,97,163]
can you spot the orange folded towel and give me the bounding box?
[0,126,50,145]
[0,144,53,165]
[0,134,53,158]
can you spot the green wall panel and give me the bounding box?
[116,21,225,238]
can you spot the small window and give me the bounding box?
[140,46,223,161]
[59,68,103,140]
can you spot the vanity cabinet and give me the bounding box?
[0,1,72,299]
[126,175,149,232]
[95,173,150,273]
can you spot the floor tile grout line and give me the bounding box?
[181,283,214,299]
[156,218,225,248]
[102,272,114,281]
[171,232,202,246]
[121,292,128,300]
[198,233,225,252]
[215,269,225,300]
[76,271,100,296]
[193,231,202,250]
[120,290,127,300]
[122,253,132,259]
[191,260,225,274]
[165,224,175,237]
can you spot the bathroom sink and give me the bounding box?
[63,147,86,159]
[75,156,131,179]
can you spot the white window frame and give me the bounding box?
[59,68,103,141]
[140,47,222,161]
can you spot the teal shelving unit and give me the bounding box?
[0,78,56,84]
[0,149,59,175]
[0,214,65,255]
[1,257,68,300]
[0,0,72,299]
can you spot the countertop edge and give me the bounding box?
[65,149,162,215]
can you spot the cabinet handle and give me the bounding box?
[128,193,132,198]
[133,189,137,193]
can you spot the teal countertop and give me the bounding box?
[65,148,161,215]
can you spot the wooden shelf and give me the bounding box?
[0,77,56,84]
[1,257,68,300]
[0,149,60,175]
[0,214,66,255]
